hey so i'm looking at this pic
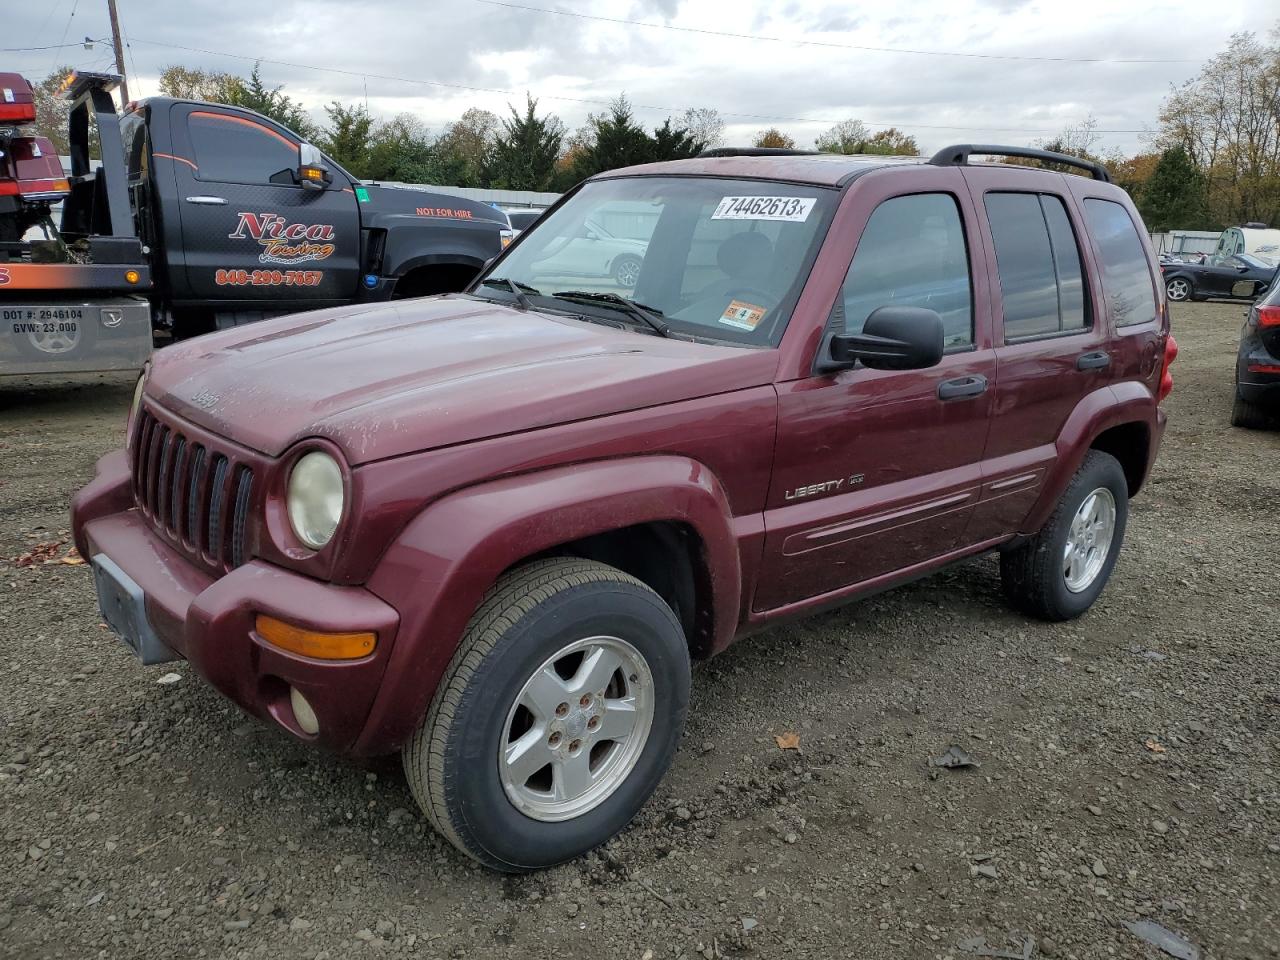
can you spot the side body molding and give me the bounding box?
[355,455,741,755]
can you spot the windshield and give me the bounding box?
[478,176,838,346]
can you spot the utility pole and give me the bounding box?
[106,0,130,103]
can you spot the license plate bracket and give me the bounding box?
[91,554,178,664]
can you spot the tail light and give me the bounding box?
[1257,304,1280,328]
[1158,334,1178,402]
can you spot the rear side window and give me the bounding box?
[985,193,1088,340]
[1082,199,1158,327]
[840,193,973,348]
[187,111,298,185]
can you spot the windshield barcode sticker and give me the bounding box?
[712,196,816,222]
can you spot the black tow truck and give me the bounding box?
[2,71,511,374]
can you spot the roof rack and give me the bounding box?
[929,144,1111,183]
[699,147,821,158]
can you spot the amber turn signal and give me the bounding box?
[124,269,140,284]
[255,615,376,660]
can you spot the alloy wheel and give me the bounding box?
[498,635,654,822]
[1063,487,1117,593]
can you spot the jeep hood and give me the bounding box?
[146,296,779,464]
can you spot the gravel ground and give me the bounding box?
[1,300,1277,960]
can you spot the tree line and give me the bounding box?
[1008,28,1280,232]
[26,23,1279,230]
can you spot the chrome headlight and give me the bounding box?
[287,451,345,549]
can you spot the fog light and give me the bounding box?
[290,687,320,735]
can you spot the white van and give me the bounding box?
[1213,224,1280,266]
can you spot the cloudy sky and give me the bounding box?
[7,0,1277,156]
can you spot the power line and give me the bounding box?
[49,0,81,76]
[126,36,1150,136]
[470,0,1199,64]
[0,41,98,52]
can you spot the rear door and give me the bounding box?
[755,169,997,610]
[167,104,360,306]
[960,169,1111,541]
[1072,189,1163,402]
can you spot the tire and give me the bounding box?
[1165,276,1192,302]
[612,255,642,289]
[403,557,690,872]
[1000,450,1129,622]
[1231,389,1272,429]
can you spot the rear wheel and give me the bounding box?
[1231,389,1272,429]
[1165,277,1191,302]
[612,255,642,289]
[403,558,689,871]
[1000,450,1128,621]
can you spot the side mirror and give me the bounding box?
[298,142,331,191]
[829,306,945,371]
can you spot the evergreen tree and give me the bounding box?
[571,97,654,180]
[1139,146,1209,231]
[651,118,703,161]
[225,64,316,138]
[485,96,565,190]
[321,102,375,178]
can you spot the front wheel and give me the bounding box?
[1000,450,1129,621]
[1165,277,1192,302]
[403,558,689,871]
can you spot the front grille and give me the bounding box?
[132,407,255,571]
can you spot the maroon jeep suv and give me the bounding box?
[72,144,1177,871]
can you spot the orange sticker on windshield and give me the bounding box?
[720,300,766,331]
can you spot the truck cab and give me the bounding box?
[120,97,510,336]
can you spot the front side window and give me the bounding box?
[1082,198,1157,328]
[840,193,974,348]
[484,177,838,346]
[187,111,298,185]
[985,192,1089,340]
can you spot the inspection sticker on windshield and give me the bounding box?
[719,300,767,331]
[712,196,816,222]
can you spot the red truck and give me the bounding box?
[73,144,1176,871]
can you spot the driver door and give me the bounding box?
[167,103,359,305]
[755,170,997,611]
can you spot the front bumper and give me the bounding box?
[71,451,400,753]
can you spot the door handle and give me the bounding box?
[184,195,227,205]
[1075,351,1111,371]
[937,374,988,400]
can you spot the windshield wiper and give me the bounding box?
[480,277,540,309]
[551,291,670,338]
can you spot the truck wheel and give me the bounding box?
[1000,450,1128,622]
[1231,390,1271,429]
[403,557,689,871]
